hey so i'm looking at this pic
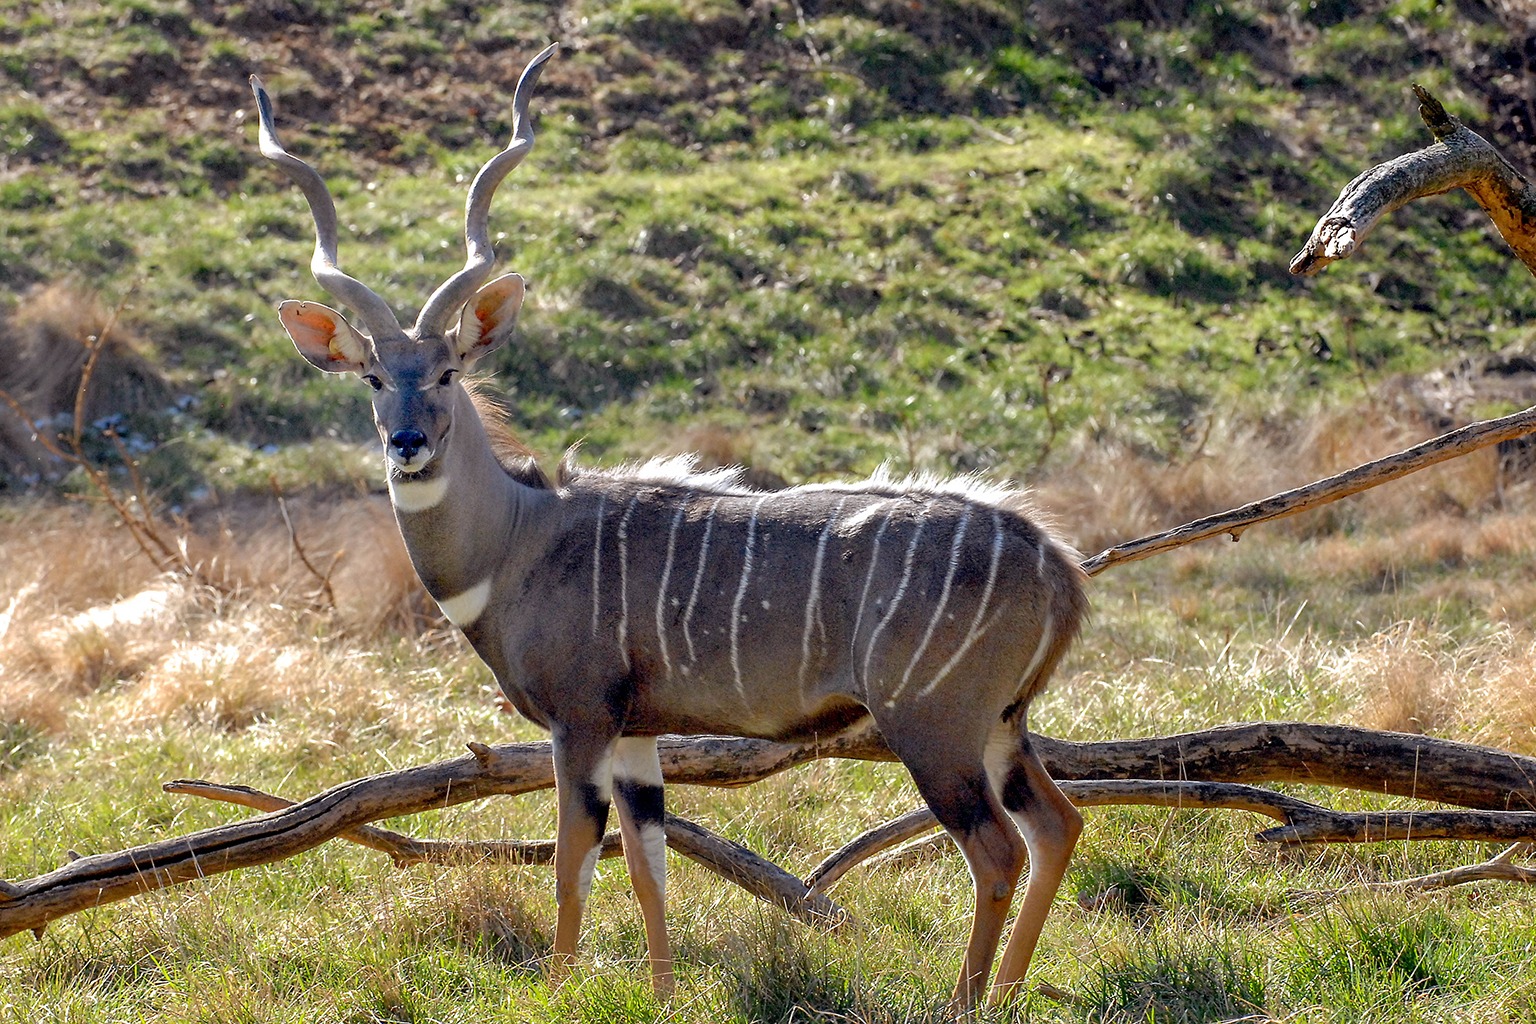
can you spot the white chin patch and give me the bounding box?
[388,449,435,475]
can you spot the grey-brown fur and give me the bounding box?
[253,43,1090,1008]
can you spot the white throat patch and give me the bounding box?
[436,578,492,627]
[389,474,450,513]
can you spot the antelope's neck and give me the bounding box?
[385,389,542,628]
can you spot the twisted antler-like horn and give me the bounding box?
[414,42,559,338]
[249,75,404,340]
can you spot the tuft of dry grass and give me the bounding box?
[1328,621,1536,754]
[0,495,439,749]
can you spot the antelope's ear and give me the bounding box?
[277,300,370,374]
[454,273,524,363]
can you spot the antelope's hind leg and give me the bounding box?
[549,729,617,987]
[885,729,1028,1010]
[985,721,1082,1006]
[612,736,675,997]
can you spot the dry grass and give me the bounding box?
[1328,620,1536,754]
[1040,404,1512,557]
[0,495,434,748]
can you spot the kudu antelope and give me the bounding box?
[250,44,1088,1008]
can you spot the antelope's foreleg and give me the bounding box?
[612,736,674,998]
[550,731,616,987]
[987,737,1081,1006]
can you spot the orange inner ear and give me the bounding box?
[293,307,342,350]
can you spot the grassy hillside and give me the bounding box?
[4,2,1536,1022]
[2,0,1535,498]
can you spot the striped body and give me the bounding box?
[449,465,1085,746]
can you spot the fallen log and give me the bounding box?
[5,722,1536,942]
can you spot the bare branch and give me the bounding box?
[809,781,1536,893]
[162,776,846,929]
[6,724,1536,940]
[1078,403,1536,576]
[1291,84,1536,277]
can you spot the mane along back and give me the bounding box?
[464,378,554,490]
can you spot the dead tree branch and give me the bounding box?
[5,723,1536,942]
[806,781,1536,894]
[1290,84,1536,278]
[1078,402,1536,575]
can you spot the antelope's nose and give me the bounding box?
[390,429,428,461]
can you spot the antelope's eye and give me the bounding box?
[437,369,457,388]
[362,374,384,392]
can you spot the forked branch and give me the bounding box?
[5,723,1535,942]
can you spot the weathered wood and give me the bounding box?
[1036,723,1536,811]
[163,778,849,930]
[809,780,1536,892]
[6,723,1536,941]
[1290,85,1536,278]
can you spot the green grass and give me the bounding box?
[5,2,1536,1020]
[4,517,1535,1022]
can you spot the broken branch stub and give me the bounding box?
[1291,84,1536,278]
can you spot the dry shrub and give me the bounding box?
[0,281,170,481]
[180,493,427,636]
[0,494,432,746]
[1329,621,1536,754]
[1302,510,1536,588]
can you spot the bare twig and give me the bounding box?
[268,475,340,613]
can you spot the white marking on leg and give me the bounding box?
[850,505,895,655]
[683,497,724,664]
[798,496,849,687]
[590,495,608,639]
[637,821,668,894]
[890,505,971,701]
[863,509,926,690]
[730,494,772,699]
[655,506,686,679]
[919,508,1005,697]
[576,844,602,903]
[613,736,663,785]
[616,495,639,672]
[436,578,492,627]
[614,737,667,893]
[388,473,449,513]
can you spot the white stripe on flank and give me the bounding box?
[655,506,686,679]
[890,505,971,701]
[798,496,849,687]
[918,508,1006,697]
[730,494,772,699]
[682,497,723,664]
[1016,610,1055,690]
[388,474,449,513]
[616,495,639,672]
[861,510,925,689]
[436,578,492,627]
[850,506,895,657]
[590,495,608,639]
